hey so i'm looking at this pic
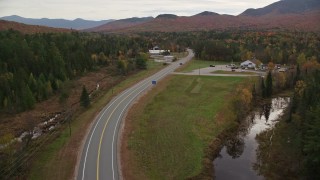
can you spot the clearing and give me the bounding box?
[121,75,246,179]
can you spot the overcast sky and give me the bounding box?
[0,0,279,20]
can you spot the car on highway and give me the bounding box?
[210,65,215,67]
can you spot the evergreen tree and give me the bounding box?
[252,83,257,101]
[295,64,301,83]
[21,85,36,110]
[261,77,266,98]
[136,53,147,69]
[266,71,273,97]
[80,85,90,108]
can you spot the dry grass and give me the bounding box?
[121,75,246,179]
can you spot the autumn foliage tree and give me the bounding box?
[233,85,253,121]
[80,85,90,108]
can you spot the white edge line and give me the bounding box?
[82,50,193,180]
[81,66,172,180]
[81,80,147,180]
[111,63,183,180]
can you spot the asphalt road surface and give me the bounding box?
[77,49,194,180]
[173,65,266,77]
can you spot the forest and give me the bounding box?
[139,31,320,65]
[1,30,319,112]
[0,30,150,112]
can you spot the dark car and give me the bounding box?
[210,65,215,67]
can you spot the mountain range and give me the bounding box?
[241,0,320,16]
[86,0,320,32]
[1,0,319,33]
[0,15,114,30]
[0,20,72,33]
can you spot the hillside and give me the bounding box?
[86,0,320,33]
[240,0,320,16]
[0,15,113,30]
[0,20,72,33]
[85,17,153,32]
[102,10,320,32]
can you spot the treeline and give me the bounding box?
[287,65,320,178]
[0,30,149,112]
[138,31,320,65]
[192,31,320,64]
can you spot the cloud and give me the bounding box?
[0,0,279,20]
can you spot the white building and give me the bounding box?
[241,60,260,69]
[148,46,170,55]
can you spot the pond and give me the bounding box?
[213,97,290,180]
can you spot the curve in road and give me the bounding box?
[77,49,194,180]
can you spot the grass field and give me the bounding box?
[125,75,246,179]
[28,61,164,180]
[177,59,233,73]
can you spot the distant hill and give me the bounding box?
[93,0,320,33]
[94,9,319,33]
[156,14,178,19]
[240,0,320,16]
[0,20,72,33]
[194,11,219,16]
[86,17,153,32]
[0,15,114,30]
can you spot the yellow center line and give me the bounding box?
[96,88,139,180]
[95,59,187,179]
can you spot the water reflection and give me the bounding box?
[263,103,271,122]
[213,97,290,180]
[225,135,245,159]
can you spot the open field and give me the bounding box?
[28,60,164,180]
[122,75,246,179]
[176,59,235,73]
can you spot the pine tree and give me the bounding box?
[252,83,257,101]
[261,77,266,98]
[266,71,273,97]
[294,64,301,84]
[80,85,90,108]
[21,85,36,110]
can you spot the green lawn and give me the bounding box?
[128,75,246,179]
[177,59,230,73]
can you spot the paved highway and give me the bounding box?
[77,49,194,180]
